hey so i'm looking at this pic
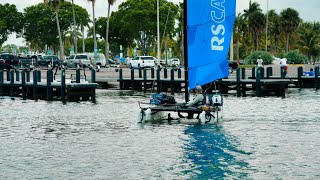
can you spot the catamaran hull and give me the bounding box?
[137,108,223,124]
[199,109,223,124]
[137,108,164,123]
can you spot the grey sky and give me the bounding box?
[2,0,320,46]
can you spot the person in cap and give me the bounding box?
[256,56,263,67]
[186,85,204,108]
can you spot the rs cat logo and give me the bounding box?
[211,0,226,51]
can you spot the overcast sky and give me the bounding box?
[2,0,320,46]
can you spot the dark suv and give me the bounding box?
[0,59,14,70]
[38,55,62,67]
[0,53,19,66]
[228,60,238,70]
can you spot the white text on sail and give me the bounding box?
[211,0,225,51]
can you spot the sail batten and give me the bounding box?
[187,0,236,89]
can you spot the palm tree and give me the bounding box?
[105,0,116,65]
[267,10,280,53]
[280,8,300,53]
[298,22,320,63]
[234,13,246,62]
[243,1,262,19]
[248,11,266,51]
[88,0,97,51]
[71,0,78,53]
[47,0,65,60]
[243,0,263,52]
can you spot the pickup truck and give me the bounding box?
[128,56,155,68]
[67,54,92,68]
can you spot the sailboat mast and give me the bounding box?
[183,0,189,103]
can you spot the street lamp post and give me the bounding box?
[266,0,269,52]
[157,0,161,67]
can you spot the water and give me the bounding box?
[1,89,320,179]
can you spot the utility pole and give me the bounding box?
[157,0,161,67]
[230,33,234,61]
[266,0,269,52]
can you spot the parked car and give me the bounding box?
[67,54,91,68]
[169,58,180,67]
[38,55,62,67]
[228,60,238,70]
[0,53,20,66]
[86,53,106,67]
[128,56,155,68]
[0,59,14,70]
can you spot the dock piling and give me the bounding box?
[21,70,26,100]
[61,69,66,102]
[178,68,182,79]
[236,68,241,97]
[26,70,30,82]
[143,68,147,94]
[164,68,168,79]
[251,67,256,79]
[131,68,135,90]
[266,67,273,78]
[241,68,246,79]
[76,69,80,83]
[33,70,38,100]
[46,70,53,101]
[170,69,175,95]
[119,68,123,90]
[91,69,96,83]
[15,70,20,81]
[151,68,155,79]
[0,70,3,96]
[37,70,41,82]
[281,67,286,78]
[10,70,14,97]
[138,66,142,78]
[256,67,262,97]
[315,67,319,90]
[157,68,161,93]
[297,67,303,88]
[6,70,10,81]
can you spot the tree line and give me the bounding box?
[0,0,319,64]
[235,1,320,64]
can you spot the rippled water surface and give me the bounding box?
[1,89,320,179]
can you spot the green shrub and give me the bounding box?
[285,50,307,64]
[245,51,273,65]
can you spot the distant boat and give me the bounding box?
[137,0,236,124]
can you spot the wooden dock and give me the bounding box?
[0,69,98,102]
[118,68,184,94]
[112,66,320,97]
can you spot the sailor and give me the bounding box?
[186,85,204,108]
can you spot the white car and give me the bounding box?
[67,54,91,68]
[169,58,180,67]
[87,53,106,67]
[128,56,155,68]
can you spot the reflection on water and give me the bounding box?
[183,124,251,179]
[1,89,320,179]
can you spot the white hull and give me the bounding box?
[199,107,223,124]
[137,107,223,124]
[137,108,164,123]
